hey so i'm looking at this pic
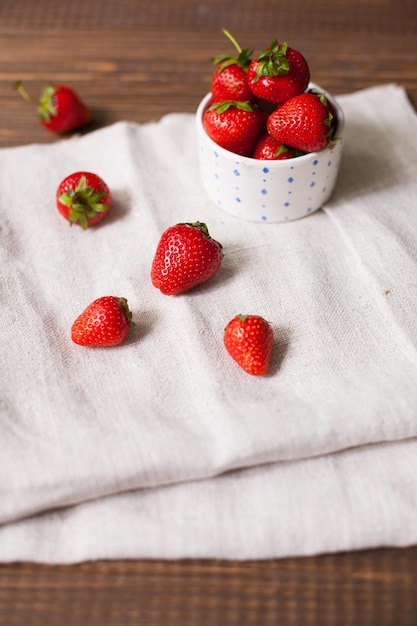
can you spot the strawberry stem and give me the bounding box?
[212,30,253,72]
[117,297,133,326]
[222,29,242,54]
[14,81,38,105]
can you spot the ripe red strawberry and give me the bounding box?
[211,29,254,102]
[267,92,335,153]
[151,221,223,295]
[203,101,265,157]
[248,40,310,105]
[252,133,293,160]
[224,315,273,376]
[56,171,112,229]
[15,81,91,134]
[71,296,132,347]
[307,86,339,132]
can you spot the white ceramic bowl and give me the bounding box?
[196,83,345,223]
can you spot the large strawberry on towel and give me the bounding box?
[151,221,223,295]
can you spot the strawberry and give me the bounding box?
[224,315,273,376]
[211,29,255,103]
[56,171,112,229]
[248,40,310,105]
[307,86,339,132]
[151,221,223,295]
[71,296,132,347]
[203,101,265,157]
[15,81,91,134]
[252,133,294,160]
[267,92,335,153]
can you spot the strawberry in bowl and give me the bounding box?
[196,33,344,223]
[248,39,310,105]
[210,29,255,103]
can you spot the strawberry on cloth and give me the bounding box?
[151,221,223,295]
[224,315,274,376]
[71,296,132,347]
[56,171,112,229]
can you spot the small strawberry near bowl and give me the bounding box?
[196,83,344,223]
[56,171,112,229]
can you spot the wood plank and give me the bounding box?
[1,549,417,625]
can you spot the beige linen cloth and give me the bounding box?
[1,84,417,563]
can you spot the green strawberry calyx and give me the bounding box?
[59,175,109,229]
[272,144,305,159]
[37,85,59,122]
[252,40,290,82]
[207,100,257,114]
[15,80,37,103]
[211,29,253,73]
[274,144,290,158]
[318,93,340,147]
[236,314,270,325]
[181,221,223,248]
[15,80,56,121]
[116,297,133,326]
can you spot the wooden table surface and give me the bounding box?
[1,1,417,624]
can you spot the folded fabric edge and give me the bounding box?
[1,436,416,563]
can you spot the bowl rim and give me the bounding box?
[196,81,345,167]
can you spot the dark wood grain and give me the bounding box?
[1,0,416,147]
[1,1,417,624]
[2,548,417,625]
